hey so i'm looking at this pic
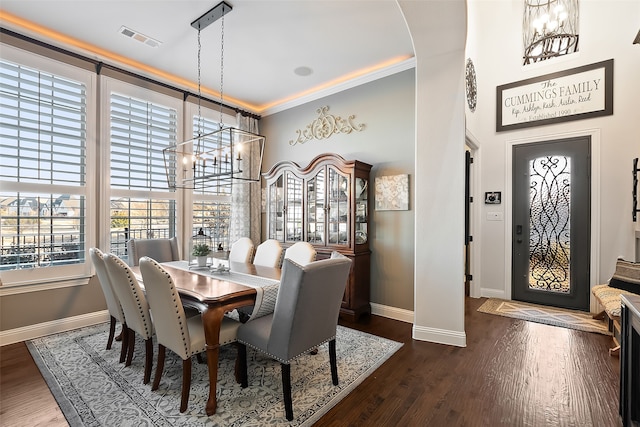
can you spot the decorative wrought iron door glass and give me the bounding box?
[528,156,571,293]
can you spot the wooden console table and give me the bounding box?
[620,294,640,427]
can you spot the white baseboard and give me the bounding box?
[0,310,110,346]
[412,324,466,347]
[480,288,506,299]
[370,303,414,323]
[371,303,466,347]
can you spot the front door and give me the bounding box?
[512,137,591,311]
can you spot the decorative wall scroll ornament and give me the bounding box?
[465,58,477,112]
[289,106,365,145]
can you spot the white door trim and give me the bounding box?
[465,130,482,298]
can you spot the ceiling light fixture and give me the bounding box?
[163,1,265,191]
[523,0,579,65]
[294,66,313,77]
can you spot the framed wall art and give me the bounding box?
[375,174,409,211]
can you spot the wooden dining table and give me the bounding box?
[132,261,281,415]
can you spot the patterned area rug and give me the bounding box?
[477,298,610,335]
[27,323,402,426]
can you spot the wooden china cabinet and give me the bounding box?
[263,153,372,321]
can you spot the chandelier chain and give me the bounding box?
[197,28,203,139]
[219,13,225,127]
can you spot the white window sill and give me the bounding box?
[0,276,91,296]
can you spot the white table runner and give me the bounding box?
[163,261,280,321]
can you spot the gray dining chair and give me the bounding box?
[139,256,240,412]
[103,253,154,384]
[228,237,255,263]
[89,248,128,361]
[283,241,317,266]
[252,239,283,268]
[237,253,352,421]
[127,236,180,266]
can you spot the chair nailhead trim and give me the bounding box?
[238,336,335,364]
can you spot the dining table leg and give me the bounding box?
[202,305,224,416]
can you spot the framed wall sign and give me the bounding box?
[496,59,613,132]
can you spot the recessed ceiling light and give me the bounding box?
[294,66,313,76]
[119,25,162,48]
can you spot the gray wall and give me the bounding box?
[0,277,106,331]
[260,69,416,310]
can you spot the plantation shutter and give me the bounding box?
[110,93,177,190]
[0,60,86,184]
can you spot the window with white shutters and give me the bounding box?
[107,89,179,257]
[0,55,93,284]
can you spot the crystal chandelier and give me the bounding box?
[164,1,265,190]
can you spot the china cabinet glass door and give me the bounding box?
[268,175,284,241]
[327,167,349,245]
[285,172,303,242]
[307,169,325,244]
[354,177,368,244]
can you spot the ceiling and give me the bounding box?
[0,1,415,116]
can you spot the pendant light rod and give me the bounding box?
[191,1,233,31]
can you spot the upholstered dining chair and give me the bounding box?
[283,241,317,266]
[139,257,240,412]
[228,237,255,263]
[103,253,154,384]
[127,236,180,266]
[237,254,352,421]
[90,248,128,361]
[252,239,283,268]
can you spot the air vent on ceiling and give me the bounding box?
[119,26,162,48]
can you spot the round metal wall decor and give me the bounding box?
[465,58,477,112]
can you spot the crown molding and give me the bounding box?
[262,57,416,117]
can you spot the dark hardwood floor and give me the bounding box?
[0,297,622,426]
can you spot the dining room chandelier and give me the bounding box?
[164,1,265,190]
[522,0,579,65]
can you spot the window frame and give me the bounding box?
[99,76,184,260]
[0,44,97,289]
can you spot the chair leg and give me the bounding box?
[196,353,204,364]
[329,339,338,385]
[152,344,166,391]
[281,363,293,421]
[143,338,153,384]
[106,316,116,350]
[125,329,135,366]
[180,357,192,413]
[238,344,248,387]
[119,323,129,363]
